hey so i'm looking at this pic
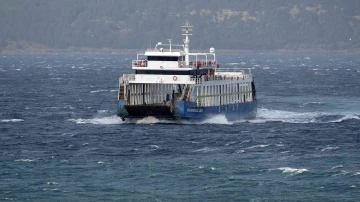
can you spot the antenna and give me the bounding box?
[168,39,172,52]
[182,21,193,66]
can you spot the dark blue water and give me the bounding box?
[1,53,360,201]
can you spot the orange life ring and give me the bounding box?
[173,76,177,81]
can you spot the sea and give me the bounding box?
[0,53,359,201]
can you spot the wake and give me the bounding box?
[68,108,360,125]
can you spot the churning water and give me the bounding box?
[1,53,359,201]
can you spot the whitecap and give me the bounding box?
[329,115,360,123]
[235,149,245,153]
[251,108,321,123]
[353,172,360,176]
[304,57,311,60]
[276,167,308,175]
[239,140,250,145]
[331,165,343,169]
[246,144,270,149]
[321,146,339,152]
[1,119,24,123]
[15,159,35,162]
[97,161,105,164]
[47,182,59,185]
[332,170,349,176]
[97,110,110,113]
[149,145,160,149]
[90,89,108,93]
[225,141,236,146]
[194,147,219,152]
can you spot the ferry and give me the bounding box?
[117,22,257,121]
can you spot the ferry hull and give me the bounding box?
[117,100,257,121]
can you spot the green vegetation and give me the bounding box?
[1,0,360,51]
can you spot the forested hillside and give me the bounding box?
[1,0,360,52]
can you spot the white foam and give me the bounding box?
[252,108,321,123]
[321,146,339,152]
[194,147,219,152]
[149,145,160,149]
[136,116,160,124]
[69,115,123,125]
[47,182,59,185]
[332,170,349,176]
[200,114,232,125]
[15,159,35,162]
[225,141,236,146]
[246,144,270,149]
[97,110,110,113]
[1,119,24,123]
[353,172,360,176]
[276,167,308,175]
[329,115,360,123]
[90,89,108,93]
[331,165,343,169]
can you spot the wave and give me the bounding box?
[194,147,219,152]
[90,89,108,93]
[321,146,339,152]
[252,108,320,123]
[199,114,232,125]
[15,159,35,162]
[251,108,360,124]
[69,107,359,125]
[1,119,24,123]
[329,115,360,123]
[246,144,270,149]
[274,167,308,175]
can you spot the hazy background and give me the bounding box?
[1,0,360,52]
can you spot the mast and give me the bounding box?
[182,22,193,66]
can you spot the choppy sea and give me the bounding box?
[0,53,359,201]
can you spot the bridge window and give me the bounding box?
[147,56,179,61]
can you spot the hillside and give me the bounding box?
[1,0,360,52]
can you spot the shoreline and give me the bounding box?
[1,48,360,55]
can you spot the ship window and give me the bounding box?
[147,56,179,61]
[136,70,190,75]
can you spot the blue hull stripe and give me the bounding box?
[117,100,257,121]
